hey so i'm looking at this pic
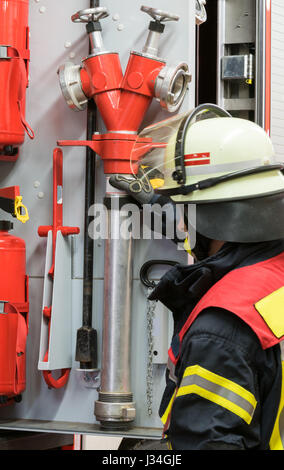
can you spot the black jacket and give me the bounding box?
[149,240,284,450]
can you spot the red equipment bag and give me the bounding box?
[0,221,29,405]
[0,0,34,161]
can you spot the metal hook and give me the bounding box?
[139,259,179,288]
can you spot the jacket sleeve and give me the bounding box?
[167,308,280,450]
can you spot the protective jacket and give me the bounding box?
[149,240,284,450]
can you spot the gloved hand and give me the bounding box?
[109,168,190,250]
[109,167,155,205]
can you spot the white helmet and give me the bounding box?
[131,104,284,243]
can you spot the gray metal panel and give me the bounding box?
[0,0,196,435]
[0,277,172,433]
[271,0,284,161]
[224,0,256,44]
[217,0,257,116]
[38,231,73,371]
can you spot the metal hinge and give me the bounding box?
[221,54,255,81]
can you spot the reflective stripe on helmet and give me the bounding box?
[184,158,263,176]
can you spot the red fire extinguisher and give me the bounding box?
[0,0,34,161]
[0,220,29,405]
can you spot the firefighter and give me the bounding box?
[110,105,284,450]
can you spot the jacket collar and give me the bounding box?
[149,240,284,334]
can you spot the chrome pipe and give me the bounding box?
[89,30,105,55]
[95,189,136,429]
[142,30,161,57]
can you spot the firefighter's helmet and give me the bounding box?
[130,104,284,243]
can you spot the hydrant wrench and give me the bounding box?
[38,148,80,388]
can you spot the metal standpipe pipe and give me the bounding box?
[95,180,136,429]
[57,4,191,430]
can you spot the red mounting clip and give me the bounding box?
[38,148,80,389]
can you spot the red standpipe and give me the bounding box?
[59,51,167,175]
[57,6,189,428]
[0,0,34,161]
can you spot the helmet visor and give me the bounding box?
[130,104,231,191]
[130,111,188,189]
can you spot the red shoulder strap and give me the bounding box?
[169,251,284,365]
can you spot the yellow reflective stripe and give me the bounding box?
[183,365,257,405]
[161,392,176,425]
[270,362,284,450]
[176,365,257,425]
[177,384,253,425]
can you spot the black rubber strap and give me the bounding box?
[172,104,232,186]
[157,164,284,197]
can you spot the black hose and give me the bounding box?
[75,0,99,370]
[82,101,96,330]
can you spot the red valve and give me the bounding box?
[58,50,168,175]
[57,6,190,174]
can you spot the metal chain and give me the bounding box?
[146,287,157,416]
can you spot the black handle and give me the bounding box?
[140,259,179,288]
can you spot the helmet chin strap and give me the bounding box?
[190,231,226,261]
[157,164,284,197]
[192,232,212,261]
